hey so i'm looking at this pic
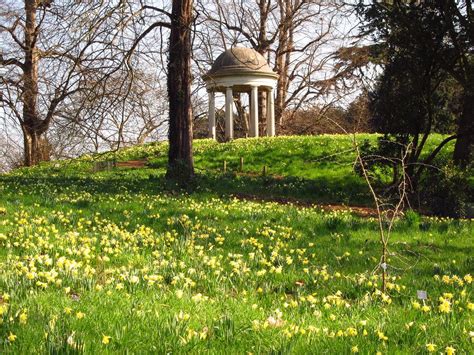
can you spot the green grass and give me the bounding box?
[10,134,459,206]
[0,135,472,353]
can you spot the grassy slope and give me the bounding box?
[0,135,472,353]
[11,134,458,206]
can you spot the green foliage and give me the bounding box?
[355,134,473,217]
[418,160,473,218]
[357,0,473,166]
[403,209,421,228]
[354,135,471,217]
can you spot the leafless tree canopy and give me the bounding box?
[0,0,171,165]
[194,1,357,126]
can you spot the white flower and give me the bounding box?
[266,316,284,327]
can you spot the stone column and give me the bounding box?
[266,88,275,137]
[208,91,216,139]
[250,85,259,137]
[225,87,234,140]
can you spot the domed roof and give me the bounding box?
[204,47,278,79]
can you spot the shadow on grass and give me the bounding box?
[0,170,373,207]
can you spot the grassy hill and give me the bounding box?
[0,135,472,353]
[8,134,459,206]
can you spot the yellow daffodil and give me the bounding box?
[7,332,17,342]
[425,343,436,352]
[76,312,85,319]
[19,311,28,325]
[377,331,388,341]
[102,335,111,345]
[439,300,451,313]
[445,346,456,355]
[464,274,472,284]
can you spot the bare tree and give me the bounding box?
[0,0,132,166]
[0,128,23,172]
[54,66,168,155]
[196,0,347,131]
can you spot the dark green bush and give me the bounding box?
[418,161,473,218]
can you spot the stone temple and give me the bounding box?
[202,47,279,140]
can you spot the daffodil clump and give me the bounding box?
[0,136,472,353]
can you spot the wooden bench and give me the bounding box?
[93,159,148,172]
[115,160,148,168]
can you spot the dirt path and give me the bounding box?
[231,193,379,217]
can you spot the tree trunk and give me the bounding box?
[166,0,194,181]
[22,128,51,166]
[275,0,293,125]
[21,0,50,166]
[257,0,269,54]
[453,88,473,167]
[256,0,270,132]
[258,91,267,135]
[234,94,249,137]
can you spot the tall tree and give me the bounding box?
[0,1,128,166]
[122,1,194,181]
[355,0,469,210]
[437,0,474,166]
[166,0,195,180]
[358,0,473,166]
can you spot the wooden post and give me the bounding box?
[223,160,227,173]
[263,165,267,176]
[240,157,244,172]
